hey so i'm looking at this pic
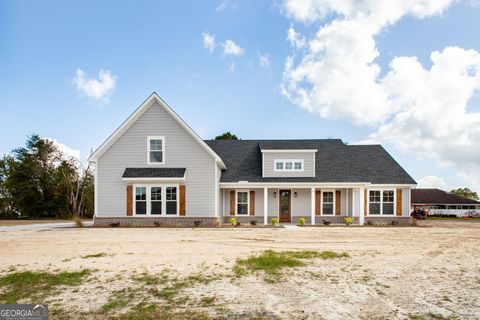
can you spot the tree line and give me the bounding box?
[0,135,94,218]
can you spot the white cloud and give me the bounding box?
[258,51,271,68]
[223,40,244,56]
[216,0,236,11]
[287,24,305,49]
[73,69,116,103]
[47,138,80,161]
[279,0,480,190]
[418,175,448,189]
[202,32,216,53]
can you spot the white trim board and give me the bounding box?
[261,149,317,153]
[88,92,226,169]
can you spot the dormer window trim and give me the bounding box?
[147,136,165,165]
[261,149,317,153]
[274,159,304,172]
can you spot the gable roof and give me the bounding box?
[88,93,225,169]
[205,139,417,184]
[411,188,480,205]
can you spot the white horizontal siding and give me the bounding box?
[263,152,315,178]
[96,102,216,217]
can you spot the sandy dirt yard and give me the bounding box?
[0,220,479,319]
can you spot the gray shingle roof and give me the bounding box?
[205,140,416,184]
[122,168,186,178]
[411,189,480,205]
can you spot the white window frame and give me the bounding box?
[133,184,179,216]
[235,189,250,216]
[274,159,304,172]
[321,189,335,216]
[147,136,165,165]
[367,189,396,216]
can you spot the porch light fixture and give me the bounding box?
[294,192,298,198]
[273,191,277,198]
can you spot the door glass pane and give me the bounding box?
[280,191,289,214]
[237,192,248,215]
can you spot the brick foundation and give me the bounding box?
[365,216,411,225]
[93,217,220,227]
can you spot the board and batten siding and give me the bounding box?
[96,102,217,217]
[262,152,315,178]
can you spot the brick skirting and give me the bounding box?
[222,216,276,224]
[93,217,220,227]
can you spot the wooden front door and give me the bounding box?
[279,190,291,222]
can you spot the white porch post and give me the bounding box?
[264,187,268,225]
[311,187,315,225]
[359,187,365,225]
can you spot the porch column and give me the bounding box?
[264,187,268,225]
[311,187,315,225]
[359,187,365,225]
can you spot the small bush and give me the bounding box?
[298,217,306,226]
[271,218,279,226]
[344,217,353,225]
[73,215,83,228]
[230,217,237,226]
[322,220,331,225]
[153,221,161,227]
[193,220,202,227]
[109,222,120,227]
[235,221,241,227]
[250,219,257,226]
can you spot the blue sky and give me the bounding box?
[1,0,480,191]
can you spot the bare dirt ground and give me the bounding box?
[0,220,479,319]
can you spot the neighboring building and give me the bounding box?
[411,188,480,216]
[88,93,417,226]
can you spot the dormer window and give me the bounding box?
[147,136,165,164]
[274,160,303,172]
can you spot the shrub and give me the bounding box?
[298,217,306,226]
[193,220,202,228]
[271,218,279,226]
[73,215,83,228]
[343,217,353,225]
[230,217,237,226]
[322,220,331,225]
[154,221,162,227]
[109,222,120,227]
[250,219,257,226]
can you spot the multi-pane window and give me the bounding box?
[166,187,177,215]
[369,190,395,215]
[135,187,147,215]
[150,187,162,215]
[369,191,381,215]
[274,160,303,172]
[322,192,334,215]
[133,185,178,215]
[237,192,248,215]
[382,191,394,215]
[148,137,164,163]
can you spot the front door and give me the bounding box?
[279,190,291,222]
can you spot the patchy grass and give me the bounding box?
[113,303,213,320]
[156,273,218,302]
[82,252,108,259]
[0,270,91,303]
[101,289,134,313]
[234,250,349,282]
[408,314,461,320]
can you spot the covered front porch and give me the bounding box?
[221,184,411,225]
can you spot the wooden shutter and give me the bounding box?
[315,190,321,215]
[364,189,367,216]
[230,191,235,215]
[396,189,402,216]
[250,190,255,216]
[335,190,341,216]
[126,185,133,216]
[179,185,186,216]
